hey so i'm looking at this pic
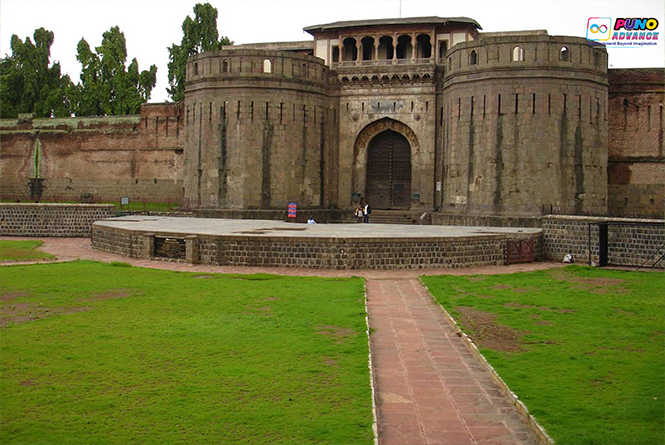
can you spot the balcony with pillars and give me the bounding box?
[330,33,438,74]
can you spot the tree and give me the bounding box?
[0,28,75,118]
[167,3,232,102]
[74,26,157,116]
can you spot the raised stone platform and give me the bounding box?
[92,216,541,270]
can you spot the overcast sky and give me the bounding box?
[1,0,663,103]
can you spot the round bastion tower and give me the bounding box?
[441,34,609,216]
[183,49,338,209]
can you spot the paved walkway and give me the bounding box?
[3,237,557,445]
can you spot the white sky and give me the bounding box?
[1,0,663,103]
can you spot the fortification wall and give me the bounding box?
[0,103,185,203]
[607,69,664,216]
[183,49,339,209]
[442,35,609,216]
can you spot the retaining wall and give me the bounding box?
[0,203,116,237]
[91,222,540,270]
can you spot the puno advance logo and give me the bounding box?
[587,17,660,46]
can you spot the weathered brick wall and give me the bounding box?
[542,215,664,267]
[0,203,115,237]
[443,35,609,217]
[0,103,184,203]
[607,69,664,216]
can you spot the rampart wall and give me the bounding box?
[183,49,339,209]
[607,69,664,217]
[0,103,185,203]
[442,35,609,216]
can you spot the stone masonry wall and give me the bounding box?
[184,49,338,210]
[0,103,184,203]
[1,203,115,237]
[542,215,664,267]
[442,35,609,216]
[607,69,664,217]
[91,222,540,270]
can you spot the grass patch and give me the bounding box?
[422,265,665,445]
[1,261,372,444]
[0,240,56,262]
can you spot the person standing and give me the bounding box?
[355,204,364,223]
[363,202,371,223]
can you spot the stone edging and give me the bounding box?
[364,281,379,445]
[420,280,556,445]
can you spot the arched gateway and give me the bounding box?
[367,130,411,209]
[354,118,418,210]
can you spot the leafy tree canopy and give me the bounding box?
[167,3,232,102]
[0,28,75,118]
[74,26,157,116]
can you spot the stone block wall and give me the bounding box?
[432,213,542,228]
[442,35,609,216]
[0,203,115,237]
[91,221,541,270]
[184,49,338,210]
[542,215,664,267]
[90,225,149,257]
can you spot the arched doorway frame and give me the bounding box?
[352,118,420,205]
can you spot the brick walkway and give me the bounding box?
[3,237,557,445]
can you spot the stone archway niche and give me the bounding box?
[353,118,419,209]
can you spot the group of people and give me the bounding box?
[354,202,371,223]
[306,202,371,225]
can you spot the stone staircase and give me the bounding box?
[366,210,431,225]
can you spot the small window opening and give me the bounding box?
[559,47,569,62]
[469,50,478,65]
[263,59,272,73]
[512,46,524,62]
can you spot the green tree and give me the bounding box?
[74,26,157,116]
[167,3,232,102]
[0,28,75,118]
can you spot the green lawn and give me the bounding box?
[1,261,373,445]
[422,266,665,445]
[0,240,56,262]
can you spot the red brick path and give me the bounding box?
[4,237,556,445]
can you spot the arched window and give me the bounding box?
[361,36,375,61]
[559,46,569,61]
[512,46,524,62]
[332,46,340,63]
[194,62,199,75]
[416,34,432,59]
[378,36,394,60]
[396,35,412,59]
[593,51,600,66]
[263,59,272,73]
[469,50,478,65]
[342,37,357,61]
[302,63,308,77]
[222,59,229,73]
